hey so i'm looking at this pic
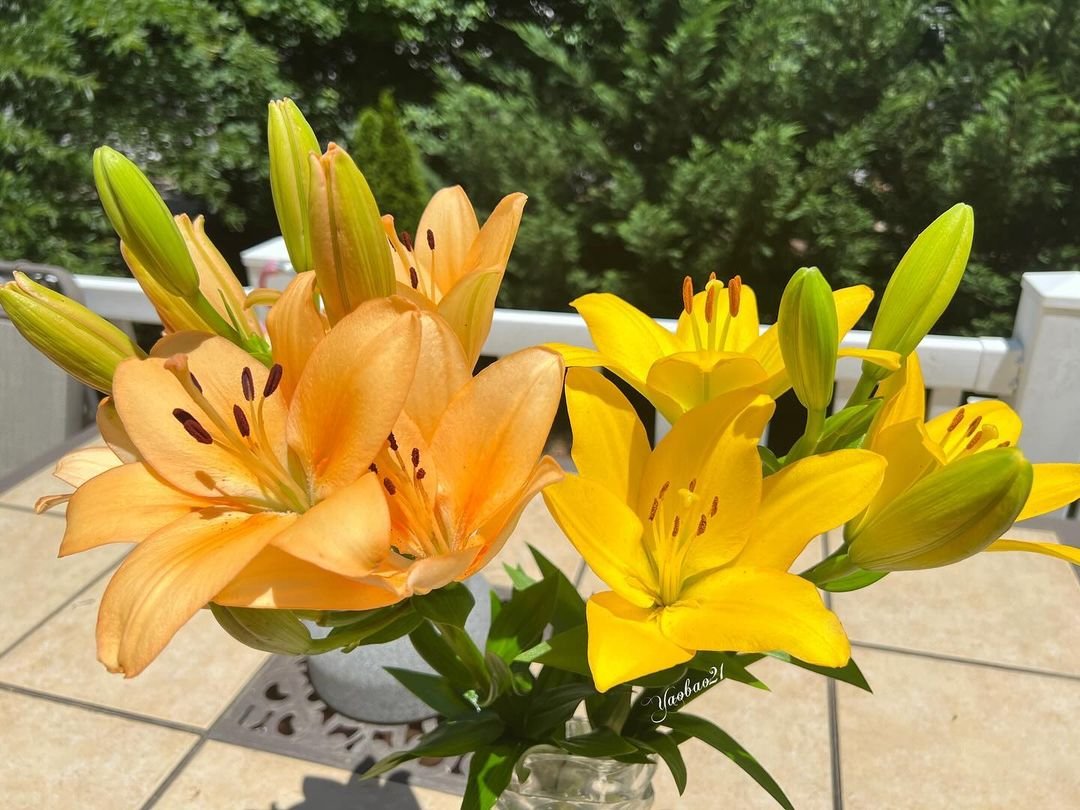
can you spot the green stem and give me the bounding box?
[800,548,859,587]
[436,621,492,695]
[786,406,826,463]
[846,373,877,408]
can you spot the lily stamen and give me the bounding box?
[241,367,255,402]
[947,408,966,432]
[232,404,251,438]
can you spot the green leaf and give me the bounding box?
[529,545,586,632]
[662,714,793,810]
[758,445,782,476]
[557,727,638,758]
[413,581,475,628]
[815,399,882,452]
[487,575,559,663]
[820,568,889,592]
[631,663,688,688]
[409,621,474,688]
[693,652,769,691]
[317,602,417,652]
[483,651,519,705]
[631,732,688,794]
[524,683,597,738]
[361,712,505,780]
[766,652,872,692]
[462,743,526,810]
[515,625,590,676]
[385,668,476,719]
[503,563,537,591]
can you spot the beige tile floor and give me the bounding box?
[1,433,1078,809]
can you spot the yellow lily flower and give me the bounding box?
[543,369,886,692]
[45,297,424,676]
[848,353,1080,567]
[548,276,898,423]
[383,186,528,367]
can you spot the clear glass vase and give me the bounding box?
[496,738,657,809]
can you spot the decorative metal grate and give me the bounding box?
[209,655,468,794]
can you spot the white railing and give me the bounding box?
[71,266,1080,517]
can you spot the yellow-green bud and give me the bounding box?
[0,272,146,393]
[307,143,396,323]
[778,267,838,413]
[209,604,316,656]
[93,147,199,298]
[268,98,320,274]
[848,447,1032,571]
[863,203,974,381]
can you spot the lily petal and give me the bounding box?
[645,352,769,421]
[986,537,1080,564]
[675,284,760,352]
[925,400,1022,449]
[565,368,649,505]
[572,293,679,388]
[97,509,295,676]
[737,450,887,570]
[266,271,328,401]
[858,419,944,531]
[416,186,480,293]
[404,546,481,595]
[870,353,927,441]
[664,567,851,667]
[288,298,421,501]
[462,192,528,277]
[432,347,563,534]
[543,473,656,608]
[545,343,607,368]
[837,347,900,371]
[97,398,139,463]
[1016,463,1080,521]
[586,591,693,693]
[271,473,391,578]
[405,311,472,439]
[436,268,502,369]
[53,446,123,488]
[62,462,214,556]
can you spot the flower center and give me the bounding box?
[645,477,718,605]
[939,407,1009,463]
[682,273,743,353]
[373,432,451,560]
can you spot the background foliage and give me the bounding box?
[3,0,1079,334]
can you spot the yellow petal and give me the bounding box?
[664,567,851,667]
[288,298,421,501]
[925,399,1022,449]
[406,311,472,439]
[986,537,1080,564]
[837,347,900,371]
[462,192,528,277]
[215,546,402,611]
[1016,463,1080,521]
[543,473,657,608]
[675,283,760,353]
[431,347,563,534]
[62,462,214,556]
[572,293,679,387]
[271,473,391,577]
[565,368,649,505]
[415,186,480,294]
[870,352,927,441]
[586,591,693,693]
[266,271,328,401]
[545,343,607,368]
[437,268,502,368]
[97,510,295,676]
[737,450,886,570]
[645,352,769,420]
[857,418,943,531]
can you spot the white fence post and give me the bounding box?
[1010,271,1080,517]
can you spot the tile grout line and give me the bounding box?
[850,640,1080,683]
[0,682,204,736]
[140,735,210,810]
[0,560,117,660]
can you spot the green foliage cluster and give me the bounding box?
[4,1,1080,335]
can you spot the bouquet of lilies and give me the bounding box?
[3,99,1079,810]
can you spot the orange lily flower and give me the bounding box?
[383,186,528,367]
[44,297,423,676]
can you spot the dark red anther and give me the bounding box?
[426,229,435,250]
[241,367,255,402]
[383,477,397,495]
[233,404,250,438]
[416,468,427,480]
[369,462,379,473]
[411,447,420,468]
[965,415,983,437]
[388,432,399,451]
[189,373,203,394]
[172,408,196,425]
[182,419,213,445]
[263,364,283,397]
[697,515,707,536]
[400,231,414,251]
[409,267,419,289]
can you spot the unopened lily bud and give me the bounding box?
[778,267,838,412]
[847,447,1032,571]
[307,143,395,323]
[863,204,973,381]
[268,98,319,274]
[93,147,199,298]
[0,272,145,393]
[209,604,316,656]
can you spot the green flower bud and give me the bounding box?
[268,98,320,274]
[778,267,838,413]
[848,447,1032,571]
[307,143,396,323]
[93,147,199,298]
[0,272,145,393]
[863,203,974,381]
[209,604,317,656]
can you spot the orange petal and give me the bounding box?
[267,271,329,401]
[404,546,480,595]
[61,462,214,556]
[407,311,471,439]
[287,297,421,501]
[271,473,391,578]
[97,397,139,462]
[97,509,295,676]
[437,268,502,368]
[215,545,402,611]
[461,192,528,276]
[416,186,480,293]
[382,214,418,288]
[430,347,564,534]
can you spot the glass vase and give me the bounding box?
[495,744,657,810]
